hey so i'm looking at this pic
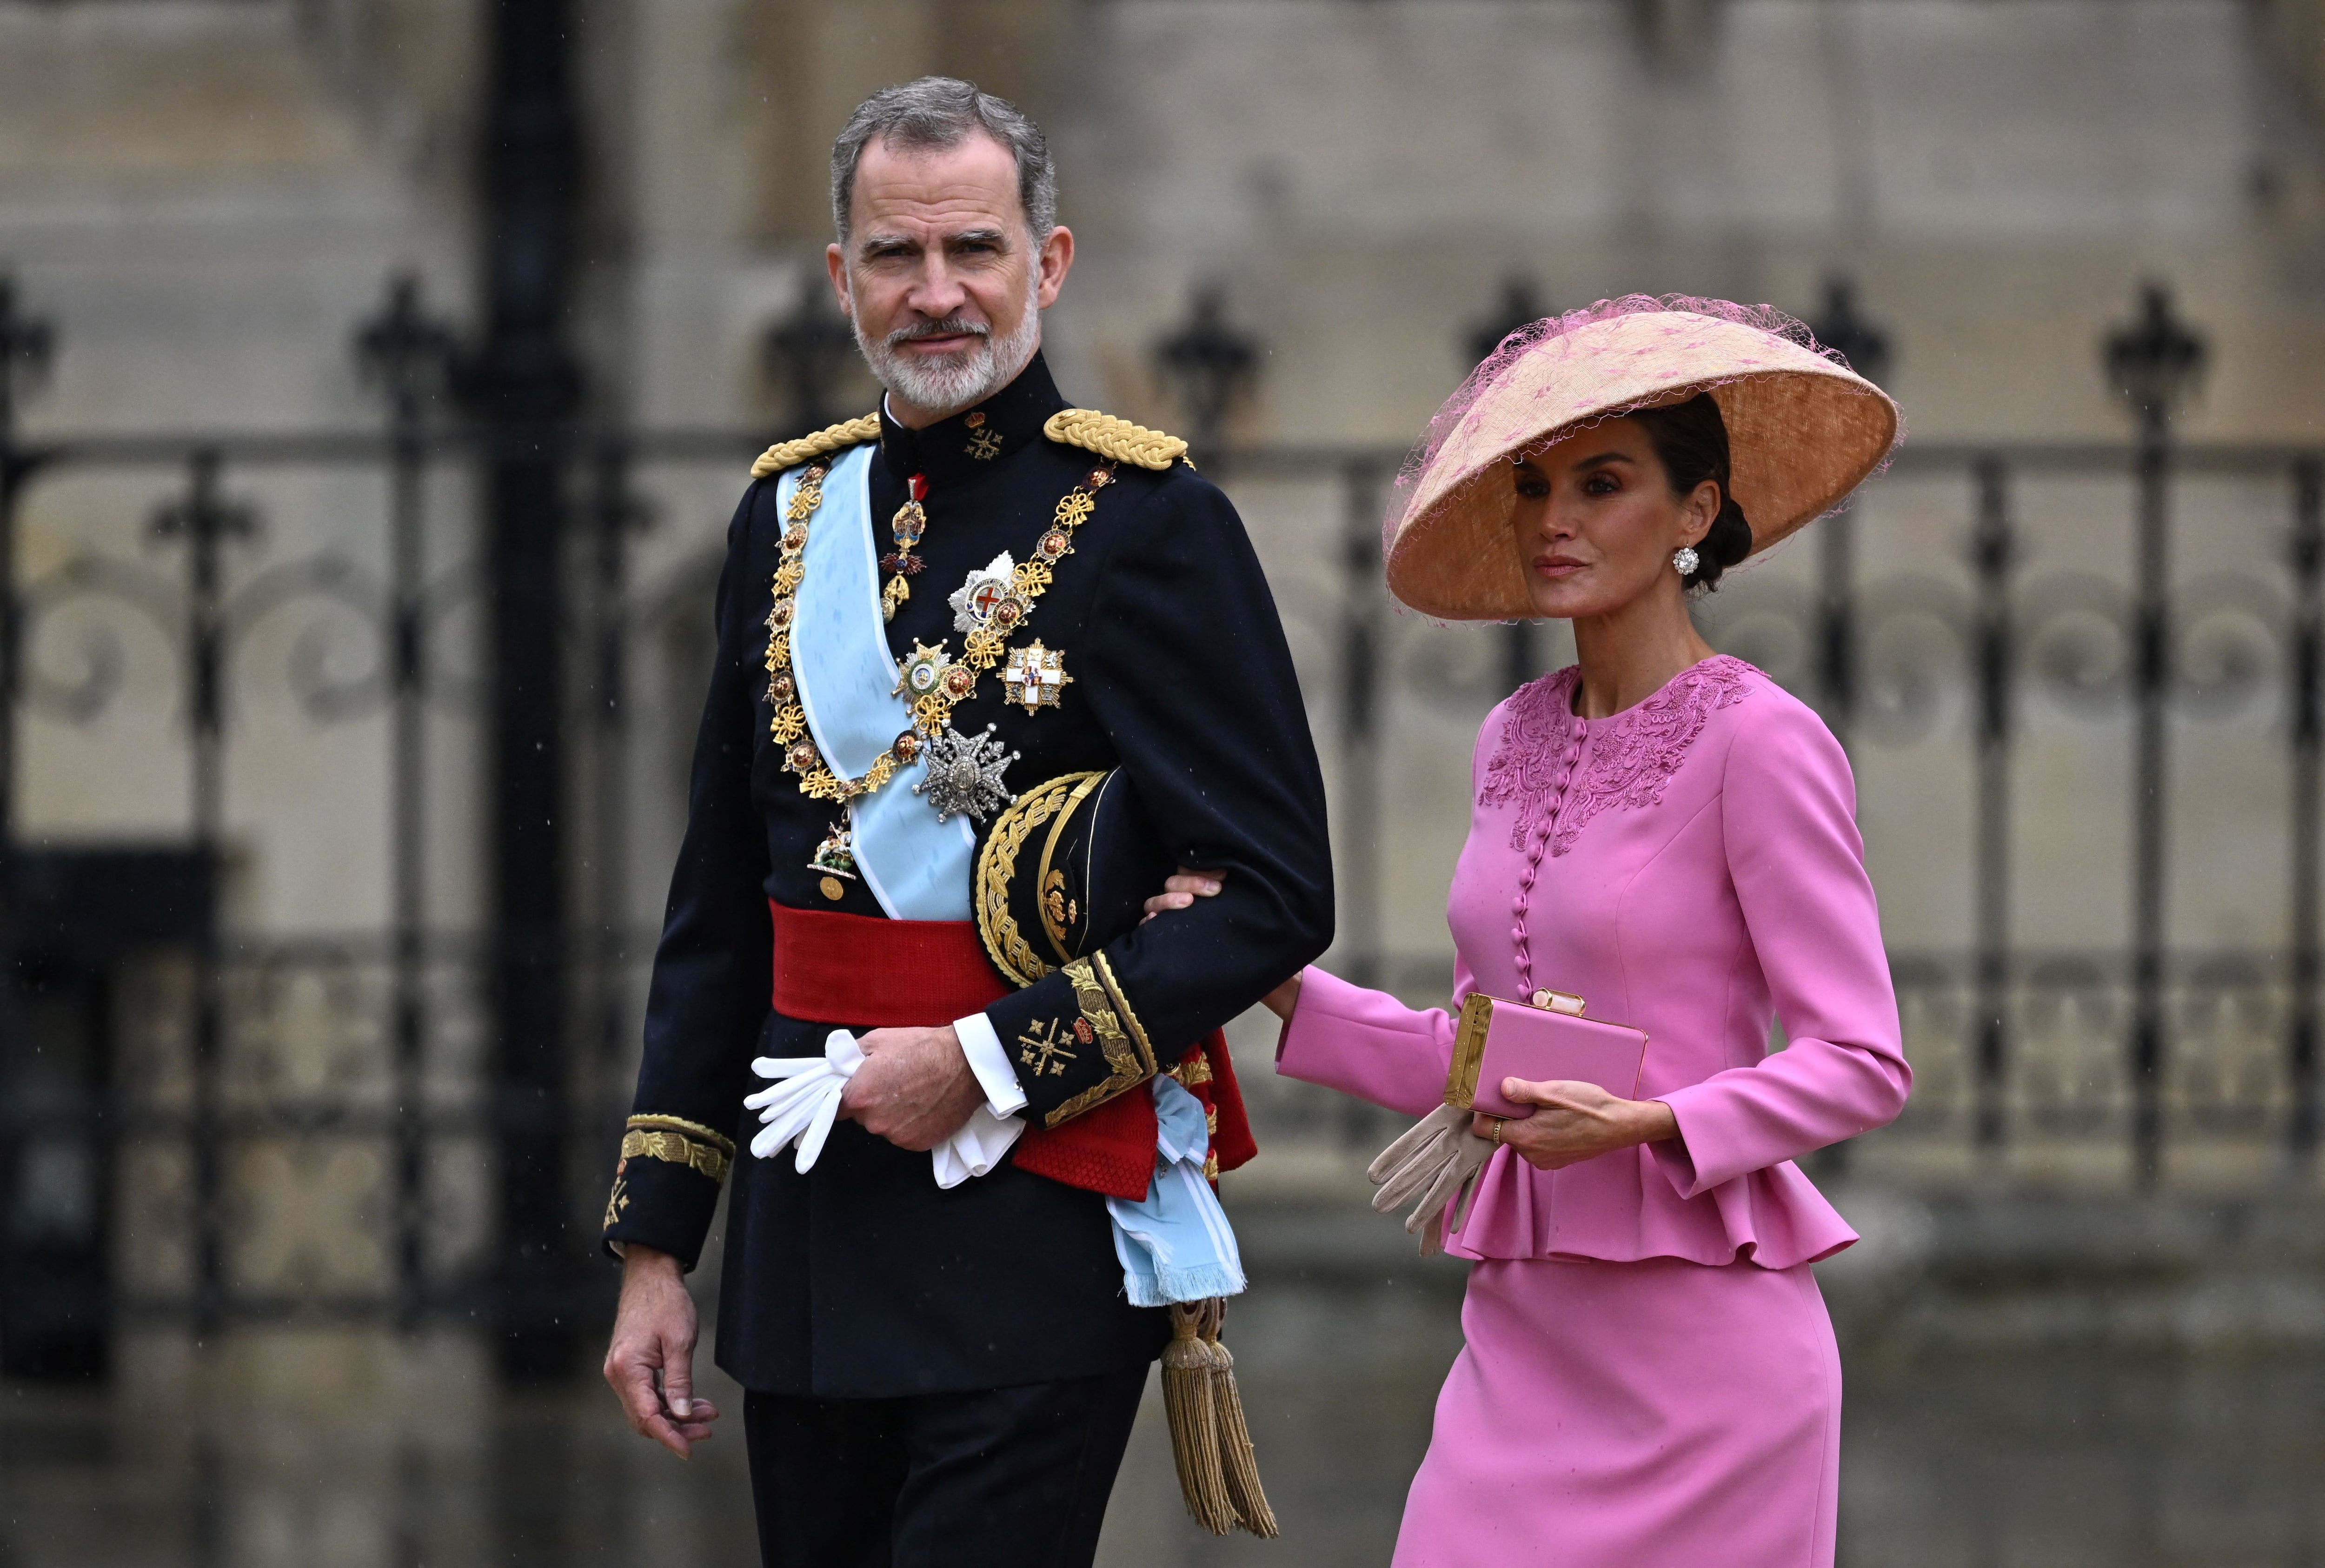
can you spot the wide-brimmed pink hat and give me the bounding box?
[1385,295,1902,620]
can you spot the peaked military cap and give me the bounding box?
[973,769,1178,988]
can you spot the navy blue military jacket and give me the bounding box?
[604,354,1334,1396]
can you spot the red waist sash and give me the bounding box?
[770,900,1255,1200]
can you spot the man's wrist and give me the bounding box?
[621,1242,681,1276]
[951,1013,1028,1116]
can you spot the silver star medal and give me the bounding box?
[913,723,1019,824]
[949,551,1016,635]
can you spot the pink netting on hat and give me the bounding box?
[1382,293,1863,562]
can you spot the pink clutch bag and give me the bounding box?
[1444,989,1648,1119]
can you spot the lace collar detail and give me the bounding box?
[1480,656,1754,856]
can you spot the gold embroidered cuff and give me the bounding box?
[619,1114,734,1184]
[1170,1054,1214,1089]
[1043,956,1160,1127]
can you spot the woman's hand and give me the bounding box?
[1138,867,1302,1021]
[1142,867,1222,922]
[1472,1078,1679,1171]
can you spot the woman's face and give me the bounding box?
[1508,417,1719,621]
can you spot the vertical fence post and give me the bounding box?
[150,452,256,1337]
[479,0,582,1380]
[1339,462,1385,1146]
[2129,426,2171,1186]
[2290,457,2324,1168]
[0,277,54,1317]
[356,272,458,1332]
[1807,276,1890,755]
[1340,461,1384,992]
[2106,284,2205,1187]
[589,439,642,1126]
[0,273,53,877]
[1971,457,2016,1148]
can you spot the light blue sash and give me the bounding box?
[1107,1076,1248,1306]
[785,445,976,921]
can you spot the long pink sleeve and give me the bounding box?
[1275,963,1467,1117]
[1651,701,1911,1198]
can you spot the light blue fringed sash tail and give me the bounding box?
[773,446,1244,1305]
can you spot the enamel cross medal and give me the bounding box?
[808,820,858,902]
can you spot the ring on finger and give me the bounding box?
[1488,1116,1506,1146]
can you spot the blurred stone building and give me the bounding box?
[6,0,2325,1417]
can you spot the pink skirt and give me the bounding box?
[1393,1256,1841,1568]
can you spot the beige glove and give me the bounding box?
[1368,1103,1496,1256]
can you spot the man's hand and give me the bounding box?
[842,1025,985,1151]
[603,1245,720,1459]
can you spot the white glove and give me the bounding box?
[931,1104,1026,1189]
[745,1030,864,1171]
[746,1029,1024,1186]
[1368,1103,1495,1256]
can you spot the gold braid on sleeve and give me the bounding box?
[1042,409,1189,472]
[618,1114,735,1184]
[750,413,883,479]
[1042,956,1161,1126]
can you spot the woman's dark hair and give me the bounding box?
[1626,393,1752,592]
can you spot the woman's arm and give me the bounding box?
[1651,700,1913,1197]
[1270,964,1466,1119]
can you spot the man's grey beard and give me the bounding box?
[853,279,1043,417]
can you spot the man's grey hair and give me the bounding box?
[830,77,1057,246]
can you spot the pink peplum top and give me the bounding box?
[1276,655,1910,1270]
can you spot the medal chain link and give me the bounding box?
[762,458,1116,805]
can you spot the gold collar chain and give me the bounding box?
[763,458,1119,805]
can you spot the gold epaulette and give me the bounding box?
[750,413,882,479]
[1042,408,1189,472]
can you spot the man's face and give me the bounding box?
[828,132,1075,424]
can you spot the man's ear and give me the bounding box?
[1034,226,1075,311]
[825,242,854,319]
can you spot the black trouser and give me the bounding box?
[744,1367,1149,1568]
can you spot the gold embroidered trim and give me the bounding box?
[1036,770,1106,961]
[1170,1055,1214,1089]
[975,772,1102,986]
[619,1124,732,1185]
[1043,408,1188,471]
[603,1175,630,1230]
[1090,950,1156,1067]
[625,1114,737,1156]
[764,460,1118,806]
[1043,957,1158,1126]
[750,413,881,479]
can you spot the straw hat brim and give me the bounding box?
[1385,313,1900,621]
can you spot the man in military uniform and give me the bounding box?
[599,77,1332,1567]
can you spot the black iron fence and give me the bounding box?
[3,273,2319,1380]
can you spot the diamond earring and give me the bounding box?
[1672,546,1701,577]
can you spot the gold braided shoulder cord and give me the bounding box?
[763,459,1120,805]
[750,413,882,480]
[1043,409,1190,471]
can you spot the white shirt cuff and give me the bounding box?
[952,1012,1028,1117]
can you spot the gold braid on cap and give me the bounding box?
[750,413,882,479]
[1043,409,1189,471]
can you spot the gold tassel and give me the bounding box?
[1162,1302,1236,1534]
[1200,1299,1279,1538]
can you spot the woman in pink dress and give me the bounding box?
[1162,298,1909,1566]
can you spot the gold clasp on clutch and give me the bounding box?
[1528,989,1587,1016]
